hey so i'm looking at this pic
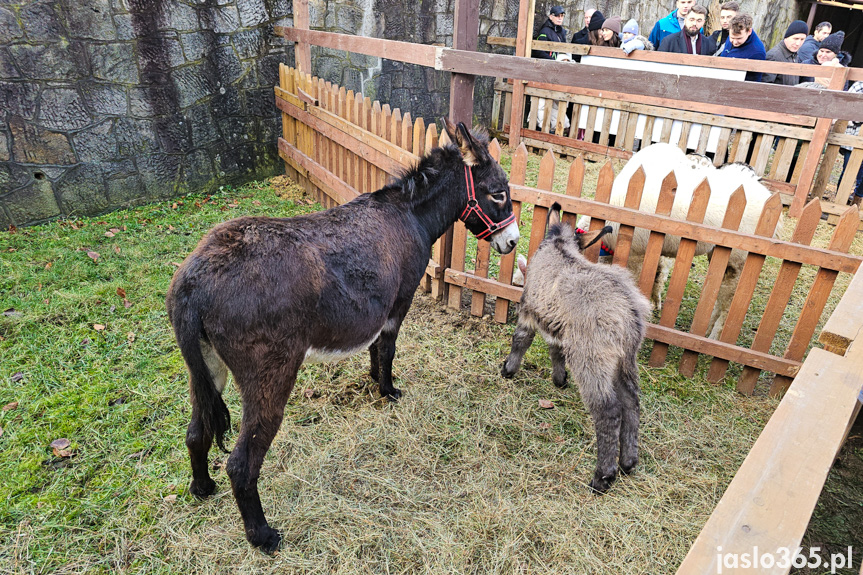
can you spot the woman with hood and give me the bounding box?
[798,32,851,83]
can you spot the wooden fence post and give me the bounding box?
[508,0,534,147]
[789,66,850,217]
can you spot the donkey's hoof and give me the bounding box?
[588,472,616,494]
[249,526,282,555]
[552,374,569,389]
[501,361,517,379]
[189,477,216,498]
[620,459,638,475]
[382,387,402,401]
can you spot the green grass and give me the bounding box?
[0,163,859,573]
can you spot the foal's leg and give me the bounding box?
[500,322,536,378]
[187,342,229,498]
[368,339,380,382]
[615,356,641,475]
[225,357,299,553]
[577,363,622,493]
[548,343,569,389]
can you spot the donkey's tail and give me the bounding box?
[171,300,232,454]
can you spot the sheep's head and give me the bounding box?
[546,203,612,252]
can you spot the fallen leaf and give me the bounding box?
[253,200,261,206]
[44,262,52,270]
[170,262,182,267]
[50,438,71,450]
[109,228,120,234]
[53,448,73,458]
[538,422,551,430]
[81,338,91,346]
[168,225,175,231]
[538,399,555,409]
[172,203,178,209]
[104,231,115,238]
[163,494,177,503]
[303,389,317,399]
[86,251,99,262]
[43,299,49,304]
[127,332,136,343]
[114,246,121,254]
[123,299,132,309]
[93,324,106,331]
[109,305,116,313]
[11,372,24,383]
[3,401,18,411]
[227,203,239,208]
[116,287,126,298]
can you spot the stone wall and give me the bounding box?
[1,0,804,227]
[0,0,292,227]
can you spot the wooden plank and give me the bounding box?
[494,143,528,323]
[752,134,773,176]
[677,121,691,152]
[469,138,499,317]
[659,118,673,144]
[811,121,848,199]
[527,150,555,259]
[623,111,639,151]
[527,95,539,131]
[598,106,613,147]
[583,161,614,263]
[292,0,311,73]
[679,187,746,377]
[507,185,863,274]
[278,26,438,67]
[611,166,645,268]
[770,206,861,395]
[638,172,677,300]
[278,137,358,205]
[819,262,863,355]
[835,148,863,206]
[584,105,598,143]
[713,127,732,166]
[677,344,863,575]
[737,199,822,395]
[522,130,632,160]
[649,179,711,368]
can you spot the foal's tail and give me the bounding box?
[170,298,232,454]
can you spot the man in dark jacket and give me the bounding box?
[532,5,568,59]
[572,9,603,45]
[658,6,716,55]
[797,21,832,64]
[762,20,808,85]
[718,13,766,81]
[708,1,739,56]
[570,8,596,45]
[648,0,696,48]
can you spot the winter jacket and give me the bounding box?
[621,34,654,54]
[657,30,717,55]
[762,41,800,85]
[799,50,852,83]
[648,10,683,48]
[719,30,767,82]
[797,36,821,64]
[709,29,729,56]
[532,18,569,60]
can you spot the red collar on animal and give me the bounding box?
[575,227,615,256]
[458,164,516,240]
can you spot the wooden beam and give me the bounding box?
[677,343,863,574]
[277,27,439,68]
[819,267,863,355]
[437,49,863,122]
[508,184,863,273]
[508,0,533,147]
[277,137,358,205]
[292,0,311,73]
[449,0,480,125]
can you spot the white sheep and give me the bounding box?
[502,203,651,493]
[576,142,783,339]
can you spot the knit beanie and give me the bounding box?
[588,11,605,31]
[784,20,808,39]
[820,32,844,54]
[622,19,639,36]
[601,16,621,35]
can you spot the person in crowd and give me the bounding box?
[595,16,622,48]
[840,82,863,207]
[799,32,851,83]
[532,5,568,59]
[573,10,604,45]
[762,20,808,85]
[657,6,716,55]
[571,7,597,44]
[718,13,766,81]
[620,19,655,54]
[709,1,739,55]
[648,0,696,48]
[797,21,832,64]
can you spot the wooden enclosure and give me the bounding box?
[276,0,863,571]
[490,44,863,224]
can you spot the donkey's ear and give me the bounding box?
[454,122,482,166]
[546,202,562,229]
[577,225,613,251]
[441,117,457,147]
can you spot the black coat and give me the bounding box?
[532,19,568,59]
[571,26,590,45]
[657,30,717,55]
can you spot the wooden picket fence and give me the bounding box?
[275,64,863,397]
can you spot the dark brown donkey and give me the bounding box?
[166,121,519,553]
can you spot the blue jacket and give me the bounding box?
[797,36,820,64]
[719,30,767,82]
[648,10,682,48]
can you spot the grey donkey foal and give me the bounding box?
[501,203,651,493]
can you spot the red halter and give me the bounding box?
[458,165,516,240]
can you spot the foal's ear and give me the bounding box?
[577,225,613,251]
[546,202,562,229]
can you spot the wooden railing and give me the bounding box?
[276,65,863,398]
[489,41,863,222]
